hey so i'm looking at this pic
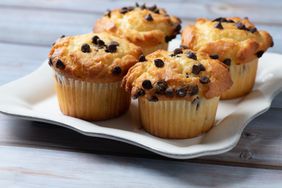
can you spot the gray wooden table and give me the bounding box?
[0,1,282,187]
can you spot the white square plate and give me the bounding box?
[0,40,282,159]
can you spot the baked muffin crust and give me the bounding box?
[93,4,181,54]
[48,32,142,82]
[182,17,273,65]
[123,49,233,100]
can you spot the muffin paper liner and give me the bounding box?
[138,97,219,139]
[221,59,258,99]
[54,73,130,121]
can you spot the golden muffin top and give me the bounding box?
[93,4,181,49]
[122,48,232,101]
[48,32,142,82]
[181,17,273,65]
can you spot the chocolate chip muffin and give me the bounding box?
[122,48,232,138]
[48,32,142,120]
[181,17,273,99]
[93,3,181,55]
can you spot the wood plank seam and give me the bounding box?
[0,4,282,26]
[2,140,282,171]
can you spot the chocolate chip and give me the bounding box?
[165,35,176,43]
[105,48,113,53]
[106,42,118,53]
[92,35,99,45]
[135,2,139,7]
[271,40,274,47]
[56,59,65,69]
[148,95,158,102]
[210,54,219,59]
[127,6,134,11]
[165,36,170,43]
[105,9,111,17]
[142,80,153,90]
[120,7,128,14]
[192,64,205,75]
[212,17,226,22]
[133,88,145,99]
[154,9,160,14]
[81,44,91,53]
[176,87,187,97]
[60,35,65,38]
[220,18,228,22]
[185,73,189,78]
[192,97,200,110]
[139,54,146,62]
[174,24,182,33]
[171,35,177,40]
[215,22,223,29]
[256,51,264,58]
[249,27,257,33]
[199,76,210,84]
[199,64,206,71]
[223,58,231,66]
[212,17,222,22]
[140,3,146,9]
[97,39,105,48]
[173,48,183,55]
[226,19,235,23]
[186,51,197,60]
[112,66,122,75]
[165,88,174,97]
[155,80,168,93]
[48,58,53,66]
[145,14,153,21]
[236,22,246,30]
[154,59,164,68]
[187,85,198,96]
[148,5,157,11]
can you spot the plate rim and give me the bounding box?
[0,102,273,159]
